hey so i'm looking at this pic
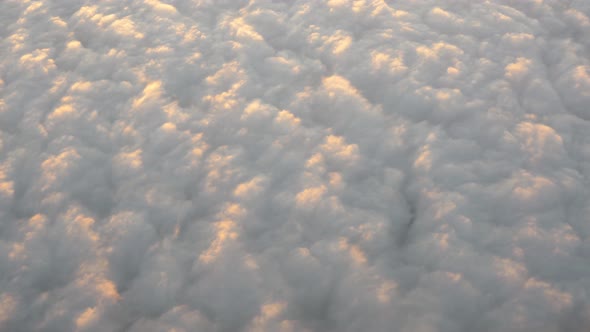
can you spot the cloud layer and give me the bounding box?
[1,0,590,331]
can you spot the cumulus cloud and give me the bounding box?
[1,0,590,331]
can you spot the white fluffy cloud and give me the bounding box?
[1,0,590,331]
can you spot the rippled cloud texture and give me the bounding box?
[1,0,590,331]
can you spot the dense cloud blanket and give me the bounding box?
[1,0,590,331]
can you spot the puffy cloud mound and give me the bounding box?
[1,0,590,331]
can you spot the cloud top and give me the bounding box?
[1,1,590,331]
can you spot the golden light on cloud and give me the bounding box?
[338,237,367,265]
[505,57,532,81]
[199,220,239,264]
[493,257,527,283]
[0,294,17,326]
[572,65,590,94]
[524,278,573,312]
[132,81,164,109]
[75,307,98,329]
[295,185,327,207]
[115,149,143,171]
[274,110,301,129]
[19,48,56,75]
[40,148,81,190]
[234,176,265,198]
[145,0,178,16]
[250,302,287,331]
[414,146,432,170]
[3,0,590,330]
[320,135,359,163]
[511,172,555,203]
[371,50,407,75]
[376,280,397,304]
[77,5,144,40]
[0,168,14,199]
